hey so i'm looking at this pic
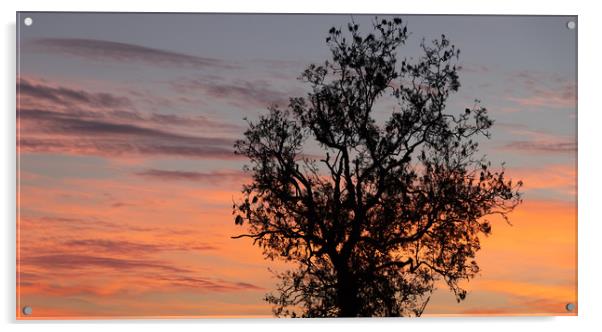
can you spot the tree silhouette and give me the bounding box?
[233,17,522,317]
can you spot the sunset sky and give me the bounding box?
[16,13,577,318]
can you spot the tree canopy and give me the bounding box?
[233,17,522,317]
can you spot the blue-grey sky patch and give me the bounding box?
[29,38,238,70]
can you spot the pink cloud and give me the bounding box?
[505,70,576,109]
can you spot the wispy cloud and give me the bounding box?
[18,211,263,299]
[31,38,237,70]
[19,137,238,159]
[19,108,232,143]
[18,77,243,159]
[63,239,217,254]
[505,70,576,109]
[502,141,577,153]
[458,63,491,74]
[18,108,239,159]
[147,113,241,130]
[509,164,576,198]
[507,85,575,109]
[154,275,263,292]
[20,215,206,239]
[20,255,263,295]
[23,254,192,273]
[18,78,242,130]
[171,78,295,109]
[135,169,247,184]
[19,78,133,109]
[496,123,576,154]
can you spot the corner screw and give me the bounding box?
[567,21,576,30]
[22,306,32,315]
[566,303,575,312]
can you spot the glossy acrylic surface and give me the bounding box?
[16,12,577,319]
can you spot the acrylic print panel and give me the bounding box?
[16,12,577,319]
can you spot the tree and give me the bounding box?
[232,17,522,317]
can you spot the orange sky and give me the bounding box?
[16,158,577,318]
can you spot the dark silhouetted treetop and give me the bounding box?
[232,17,522,317]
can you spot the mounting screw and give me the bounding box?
[566,303,575,312]
[24,17,33,26]
[22,306,32,315]
[567,21,576,30]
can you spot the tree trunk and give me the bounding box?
[335,267,360,317]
